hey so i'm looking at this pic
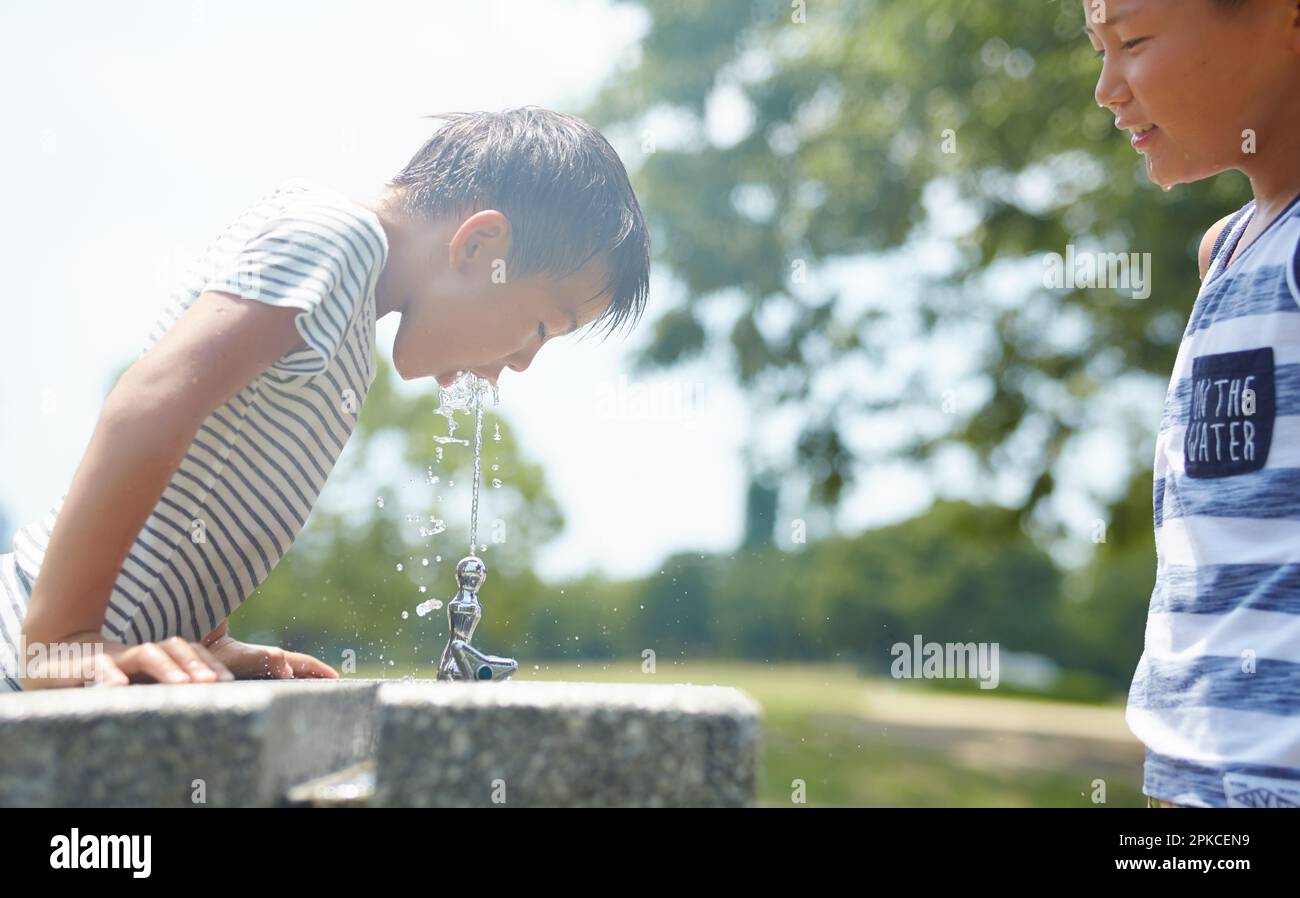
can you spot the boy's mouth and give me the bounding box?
[436,369,498,388]
[1118,120,1159,150]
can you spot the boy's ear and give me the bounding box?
[448,210,511,272]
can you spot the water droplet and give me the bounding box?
[376,496,385,508]
[493,422,502,441]
[435,447,444,462]
[491,479,502,489]
[395,563,404,572]
[418,586,427,593]
[435,555,442,562]
[401,610,409,620]
[491,464,499,472]
[421,558,429,566]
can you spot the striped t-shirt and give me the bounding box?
[2,177,388,691]
[1127,191,1300,807]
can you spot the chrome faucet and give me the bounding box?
[436,555,517,681]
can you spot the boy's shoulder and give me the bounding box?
[1198,213,1238,280]
[1197,201,1257,281]
[266,177,388,256]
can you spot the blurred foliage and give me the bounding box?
[582,0,1252,544]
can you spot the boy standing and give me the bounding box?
[1085,0,1300,806]
[1,107,649,691]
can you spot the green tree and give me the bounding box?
[582,0,1251,545]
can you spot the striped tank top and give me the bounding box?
[1127,191,1300,807]
[2,177,388,691]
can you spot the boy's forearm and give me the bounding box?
[201,618,228,646]
[21,379,204,645]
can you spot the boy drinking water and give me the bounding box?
[1084,0,1300,806]
[1,107,650,692]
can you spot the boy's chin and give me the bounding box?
[1142,149,1222,192]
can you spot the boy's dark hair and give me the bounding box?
[387,106,651,341]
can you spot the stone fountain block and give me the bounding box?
[371,680,761,807]
[0,679,379,807]
[0,678,761,807]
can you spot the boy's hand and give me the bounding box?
[205,634,339,680]
[19,632,235,690]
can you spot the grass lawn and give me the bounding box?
[350,658,1146,807]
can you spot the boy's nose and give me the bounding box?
[505,343,541,375]
[1094,63,1132,111]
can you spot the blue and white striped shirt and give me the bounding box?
[1127,192,1300,807]
[1,177,387,691]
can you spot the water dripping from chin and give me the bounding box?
[1146,154,1177,193]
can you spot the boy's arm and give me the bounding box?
[201,618,228,647]
[21,291,308,646]
[1198,212,1239,280]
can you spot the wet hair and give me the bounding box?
[387,107,651,340]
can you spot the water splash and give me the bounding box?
[415,598,445,617]
[415,371,500,622]
[435,370,495,412]
[468,378,486,553]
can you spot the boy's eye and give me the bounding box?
[537,321,546,342]
[1092,36,1149,59]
